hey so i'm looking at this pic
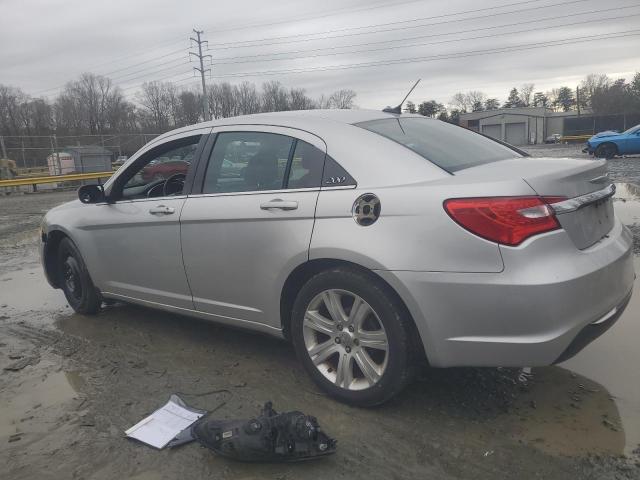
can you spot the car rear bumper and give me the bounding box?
[376,217,635,367]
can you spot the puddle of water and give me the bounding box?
[507,367,626,456]
[0,369,81,439]
[0,266,68,315]
[613,182,640,225]
[561,255,640,455]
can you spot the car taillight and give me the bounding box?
[443,196,565,246]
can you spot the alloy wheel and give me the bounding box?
[302,289,389,391]
[62,257,82,301]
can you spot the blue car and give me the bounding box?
[584,124,640,158]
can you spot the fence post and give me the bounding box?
[0,136,7,158]
[21,139,26,169]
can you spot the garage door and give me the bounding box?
[481,124,501,140]
[505,122,526,145]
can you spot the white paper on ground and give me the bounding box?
[125,397,204,449]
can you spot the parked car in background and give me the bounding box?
[545,133,562,144]
[584,124,640,158]
[113,156,128,169]
[40,110,634,406]
[140,158,190,182]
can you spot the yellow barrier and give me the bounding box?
[0,171,114,188]
[560,135,591,142]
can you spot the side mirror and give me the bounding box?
[78,184,105,204]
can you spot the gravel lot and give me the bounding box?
[0,151,639,479]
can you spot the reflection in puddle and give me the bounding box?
[559,184,640,455]
[0,369,81,439]
[562,257,640,455]
[613,182,640,225]
[0,267,68,315]
[508,368,625,456]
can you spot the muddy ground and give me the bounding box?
[1,147,640,479]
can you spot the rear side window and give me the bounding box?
[356,118,521,172]
[203,132,294,193]
[287,140,324,189]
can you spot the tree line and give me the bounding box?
[0,73,358,139]
[404,72,640,122]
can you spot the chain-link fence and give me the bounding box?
[563,113,640,136]
[0,133,160,172]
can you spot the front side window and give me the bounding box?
[356,118,521,172]
[118,136,200,199]
[203,132,294,194]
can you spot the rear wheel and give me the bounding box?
[57,238,101,314]
[595,143,617,159]
[291,267,415,406]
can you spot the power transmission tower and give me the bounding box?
[190,29,212,121]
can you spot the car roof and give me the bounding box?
[151,109,428,143]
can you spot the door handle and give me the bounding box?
[260,199,298,211]
[148,205,175,215]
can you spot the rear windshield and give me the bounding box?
[356,117,522,172]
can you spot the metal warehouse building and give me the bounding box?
[459,107,568,145]
[462,108,640,145]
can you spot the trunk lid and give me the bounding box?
[457,157,614,249]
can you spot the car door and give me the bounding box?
[81,128,210,310]
[180,126,327,330]
[623,127,640,154]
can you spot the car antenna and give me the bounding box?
[382,79,421,114]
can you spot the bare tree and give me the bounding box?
[520,83,535,107]
[316,94,331,109]
[466,91,486,110]
[261,81,289,112]
[289,88,315,110]
[450,92,470,113]
[235,81,261,115]
[329,89,356,109]
[138,81,172,131]
[176,90,202,126]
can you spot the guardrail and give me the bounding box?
[0,171,114,188]
[559,135,591,142]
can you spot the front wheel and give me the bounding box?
[57,237,101,314]
[291,267,415,406]
[595,143,617,159]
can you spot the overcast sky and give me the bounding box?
[1,0,639,108]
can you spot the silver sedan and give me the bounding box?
[41,110,635,406]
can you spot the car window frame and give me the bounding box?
[104,127,211,203]
[191,124,328,197]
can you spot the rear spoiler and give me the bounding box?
[550,184,616,214]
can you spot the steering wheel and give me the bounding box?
[163,173,186,196]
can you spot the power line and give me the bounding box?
[82,38,187,72]
[110,58,191,83]
[206,29,640,79]
[208,11,640,67]
[27,2,431,97]
[205,0,430,34]
[31,47,190,98]
[120,72,196,93]
[208,4,639,63]
[98,47,188,77]
[205,0,592,49]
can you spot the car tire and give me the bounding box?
[595,143,617,159]
[291,267,416,406]
[57,237,101,314]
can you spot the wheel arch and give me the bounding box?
[42,228,71,288]
[279,258,428,364]
[596,141,619,157]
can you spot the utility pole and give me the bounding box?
[190,29,212,121]
[576,86,581,116]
